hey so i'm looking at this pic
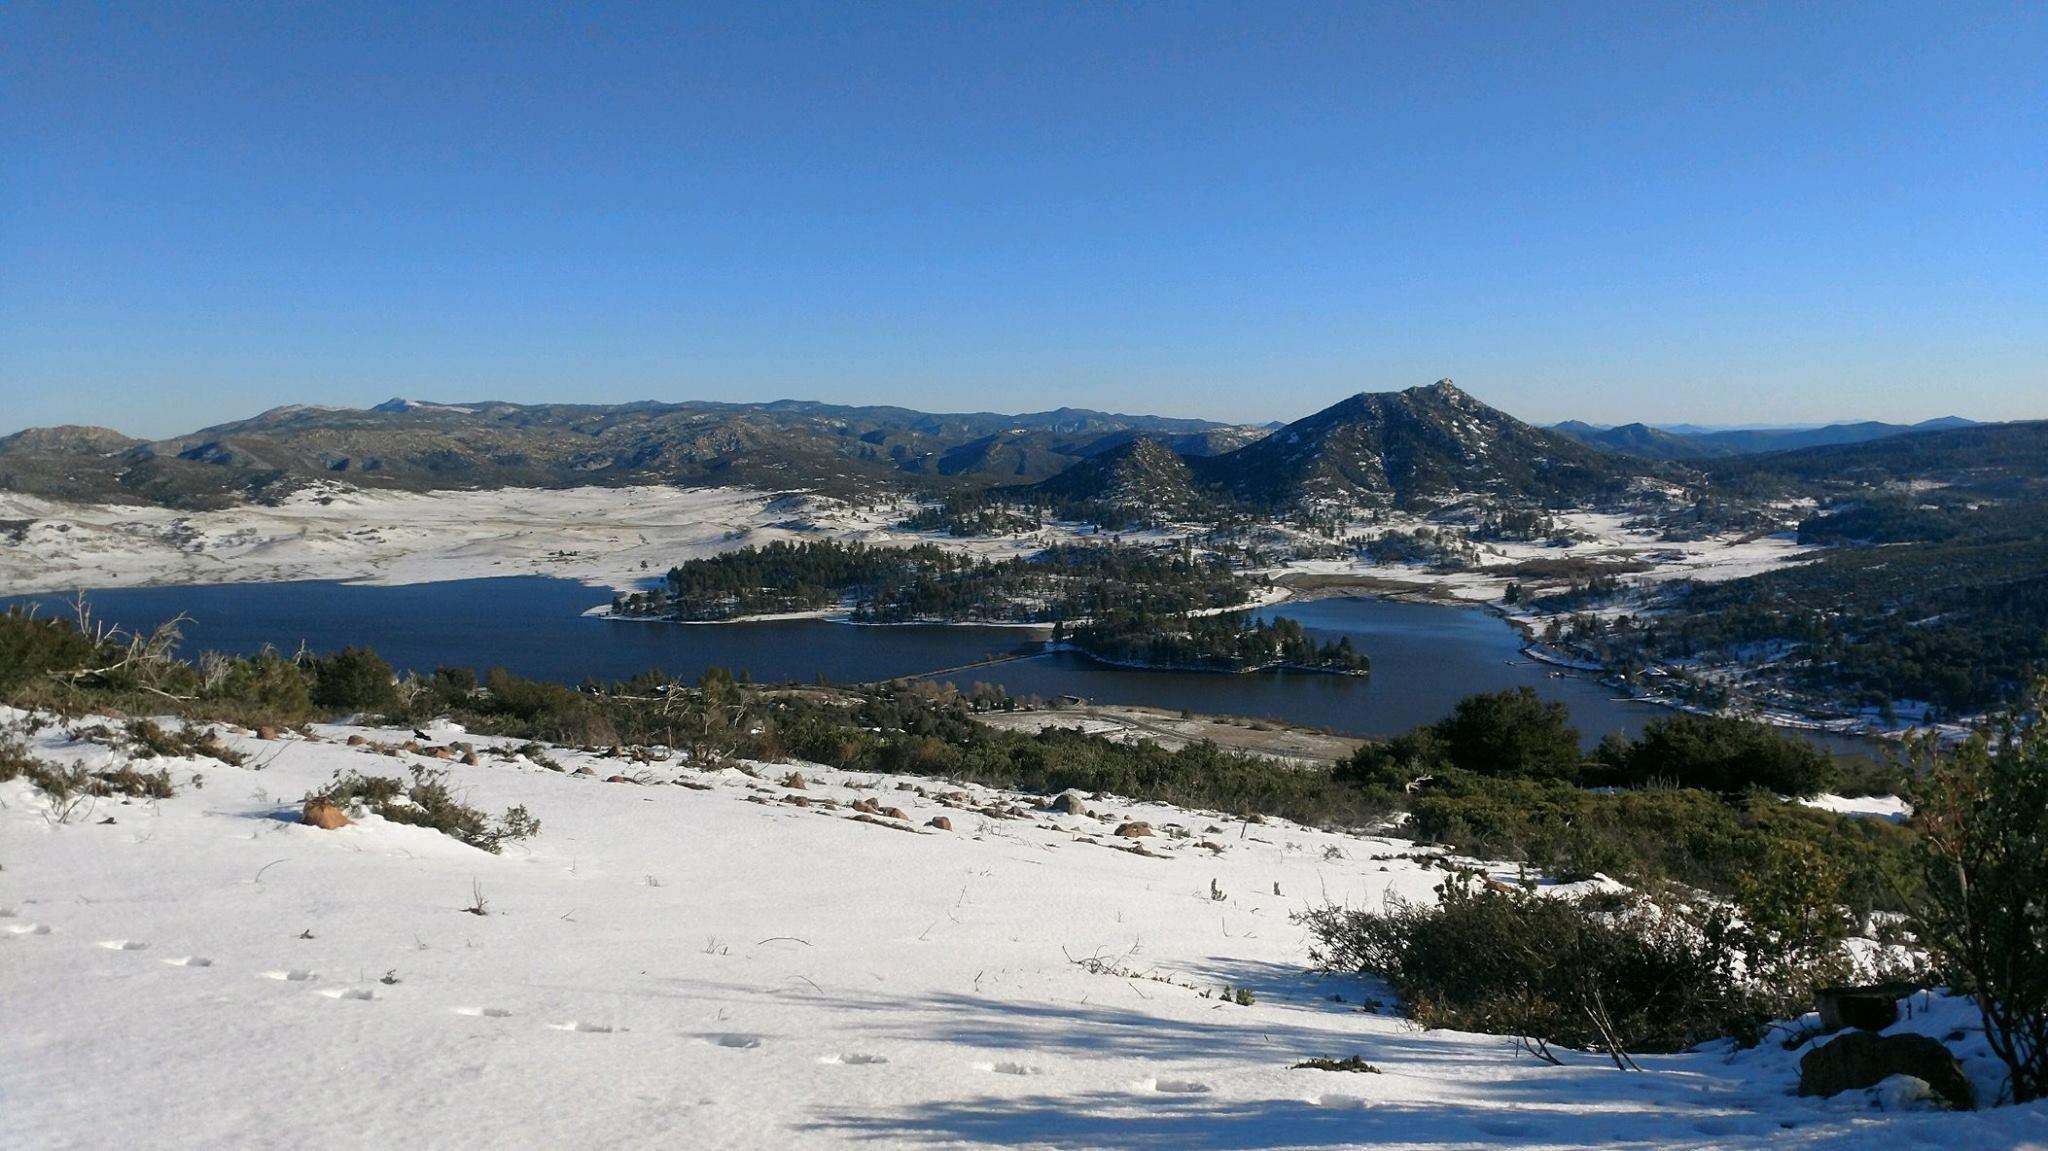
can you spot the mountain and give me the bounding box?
[0,398,1266,509]
[1194,380,1652,510]
[1555,416,1984,459]
[1704,419,2048,496]
[1020,436,1214,522]
[1550,421,1718,461]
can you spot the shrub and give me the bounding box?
[310,765,541,853]
[1913,691,2048,1103]
[1300,881,1758,1057]
[0,607,103,693]
[1595,713,1840,797]
[305,646,400,715]
[1430,688,1583,780]
[125,719,247,766]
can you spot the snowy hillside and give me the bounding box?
[3,714,2041,1149]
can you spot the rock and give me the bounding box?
[1798,1031,1973,1111]
[604,774,629,783]
[927,816,953,831]
[1049,792,1088,816]
[432,749,455,760]
[1816,983,1915,1032]
[573,766,596,776]
[782,794,811,807]
[301,799,350,830]
[1114,821,1153,838]
[781,772,807,790]
[255,724,279,741]
[460,751,479,766]
[881,807,910,821]
[850,797,879,815]
[345,734,368,746]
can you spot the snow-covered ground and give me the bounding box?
[3,711,2039,1149]
[2,486,1816,610]
[1800,794,1914,822]
[1271,511,1815,608]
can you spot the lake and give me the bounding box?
[0,576,1844,748]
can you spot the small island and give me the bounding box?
[610,538,1368,677]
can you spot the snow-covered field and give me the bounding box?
[1,487,1815,611]
[1272,511,1815,608]
[3,712,2039,1149]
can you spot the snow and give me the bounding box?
[1800,794,1914,822]
[3,710,2041,1149]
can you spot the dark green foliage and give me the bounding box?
[1913,696,2048,1103]
[1300,882,1758,1054]
[124,719,247,766]
[0,735,175,803]
[305,646,400,714]
[1431,687,1583,780]
[617,539,1263,652]
[1593,713,1839,796]
[1400,773,1918,915]
[1293,1057,1382,1073]
[0,607,101,693]
[1072,610,1367,674]
[310,765,541,853]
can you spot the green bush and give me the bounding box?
[1594,713,1840,797]
[0,607,102,694]
[1300,881,1760,1055]
[1431,688,1584,780]
[1914,694,2048,1103]
[310,765,541,853]
[305,646,399,715]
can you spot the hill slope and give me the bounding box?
[1197,380,1654,510]
[5,712,2036,1149]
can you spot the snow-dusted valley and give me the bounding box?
[5,712,2038,1150]
[0,483,1809,605]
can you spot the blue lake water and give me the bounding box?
[0,576,1857,749]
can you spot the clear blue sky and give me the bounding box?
[3,1,2043,438]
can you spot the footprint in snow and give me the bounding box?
[549,1021,616,1033]
[98,939,149,951]
[163,956,214,967]
[5,923,52,936]
[454,1006,513,1019]
[264,969,318,982]
[980,1061,1043,1077]
[1148,1078,1212,1095]
[818,1053,889,1066]
[1693,1119,1767,1138]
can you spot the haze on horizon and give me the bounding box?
[3,2,2043,441]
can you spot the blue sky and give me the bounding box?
[3,2,2043,437]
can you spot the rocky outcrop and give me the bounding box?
[1797,1031,1973,1111]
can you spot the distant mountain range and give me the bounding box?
[0,399,1267,509]
[1550,416,1982,460]
[2,386,2038,518]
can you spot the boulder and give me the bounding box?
[782,772,808,790]
[345,734,368,747]
[1798,1031,1972,1111]
[1114,821,1154,838]
[881,807,910,821]
[1049,792,1088,816]
[301,799,350,830]
[1816,983,1915,1032]
[255,724,279,741]
[927,816,953,831]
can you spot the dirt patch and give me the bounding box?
[974,702,1362,765]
